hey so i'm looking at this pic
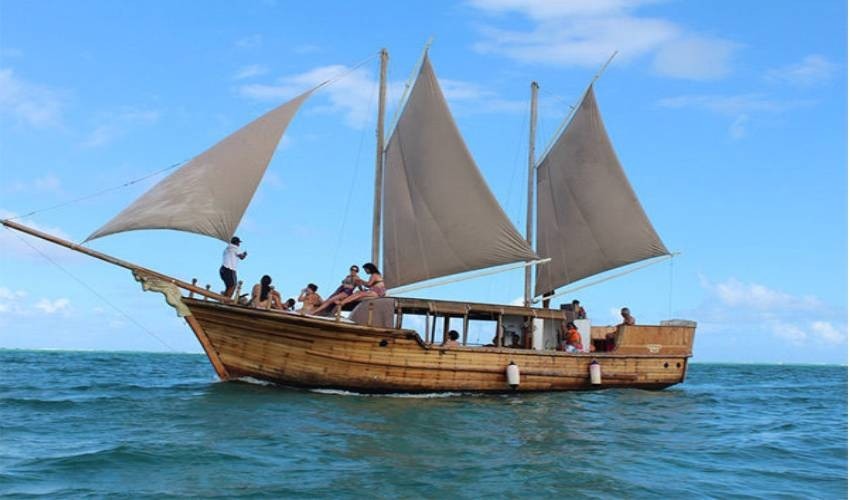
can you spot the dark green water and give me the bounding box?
[0,350,846,498]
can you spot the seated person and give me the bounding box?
[250,275,283,309]
[444,330,460,347]
[283,298,296,311]
[560,321,583,353]
[605,307,636,350]
[313,264,362,316]
[297,283,322,314]
[509,333,522,348]
[337,262,386,308]
[571,299,587,319]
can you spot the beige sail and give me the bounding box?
[535,86,668,297]
[382,54,537,289]
[86,90,314,243]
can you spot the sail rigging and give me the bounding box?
[86,89,315,243]
[381,54,537,289]
[534,85,668,297]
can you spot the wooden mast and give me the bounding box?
[371,48,389,265]
[524,81,539,307]
[0,218,223,301]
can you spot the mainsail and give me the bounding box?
[535,86,668,297]
[86,90,314,243]
[382,54,537,289]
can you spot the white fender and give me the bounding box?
[589,360,602,385]
[506,362,520,389]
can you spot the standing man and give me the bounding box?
[220,236,247,301]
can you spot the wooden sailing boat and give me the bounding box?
[1,48,695,392]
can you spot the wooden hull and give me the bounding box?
[183,299,695,393]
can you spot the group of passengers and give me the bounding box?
[218,236,387,315]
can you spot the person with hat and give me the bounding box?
[220,236,247,301]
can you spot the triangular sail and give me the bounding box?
[382,54,537,289]
[86,90,314,243]
[535,86,668,297]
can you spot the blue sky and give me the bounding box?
[0,0,846,364]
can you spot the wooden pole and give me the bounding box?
[442,315,450,345]
[1,218,225,301]
[462,308,469,346]
[524,81,538,307]
[371,48,388,266]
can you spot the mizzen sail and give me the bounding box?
[382,54,536,289]
[535,86,668,297]
[86,90,314,243]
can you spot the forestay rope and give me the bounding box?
[4,228,178,352]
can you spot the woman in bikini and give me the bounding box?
[297,283,322,315]
[337,262,386,308]
[312,265,362,316]
[250,275,283,310]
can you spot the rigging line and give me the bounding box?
[538,86,577,111]
[385,37,434,144]
[389,258,552,296]
[313,51,380,91]
[327,68,377,284]
[487,100,529,303]
[5,160,186,221]
[8,53,381,224]
[533,251,679,304]
[4,226,178,352]
[536,50,618,167]
[668,253,675,318]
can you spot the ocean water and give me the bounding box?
[0,350,846,499]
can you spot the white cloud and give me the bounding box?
[658,94,811,139]
[235,34,263,49]
[766,55,838,87]
[234,64,269,80]
[0,287,71,317]
[239,64,380,128]
[728,114,748,140]
[35,298,70,314]
[468,0,738,80]
[0,68,66,127]
[657,93,804,115]
[652,36,739,80]
[80,107,161,148]
[708,277,820,311]
[239,63,538,127]
[696,276,846,348]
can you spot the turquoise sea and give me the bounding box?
[0,350,846,498]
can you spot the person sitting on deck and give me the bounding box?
[571,299,587,319]
[605,307,636,350]
[297,283,322,315]
[444,330,460,347]
[336,262,386,308]
[312,264,362,316]
[560,321,583,353]
[283,298,296,311]
[250,275,283,310]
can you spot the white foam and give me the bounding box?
[309,388,470,398]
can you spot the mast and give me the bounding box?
[371,48,389,265]
[524,81,539,307]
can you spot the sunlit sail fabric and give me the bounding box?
[86,90,314,243]
[535,86,668,297]
[382,54,537,289]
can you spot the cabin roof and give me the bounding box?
[393,296,567,321]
